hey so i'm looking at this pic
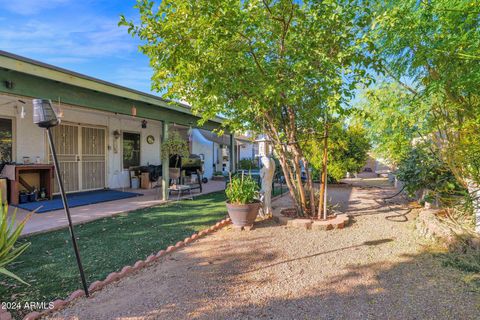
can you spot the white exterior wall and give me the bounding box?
[0,96,162,189]
[190,129,234,177]
[191,128,215,179]
[239,142,254,160]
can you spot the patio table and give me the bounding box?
[168,184,193,200]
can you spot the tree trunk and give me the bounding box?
[263,110,310,215]
[318,123,328,219]
[303,158,315,217]
[276,147,301,212]
[292,151,308,214]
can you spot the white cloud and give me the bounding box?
[0,1,155,93]
[0,0,71,15]
[0,17,138,60]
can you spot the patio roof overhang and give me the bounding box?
[0,51,225,132]
[198,128,232,145]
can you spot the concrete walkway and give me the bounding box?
[47,178,479,319]
[13,180,226,236]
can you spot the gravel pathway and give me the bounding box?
[48,179,479,320]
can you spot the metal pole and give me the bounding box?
[324,163,328,220]
[47,127,89,297]
[323,109,328,220]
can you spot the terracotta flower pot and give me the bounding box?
[226,201,261,227]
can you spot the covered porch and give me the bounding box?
[15,179,226,236]
[0,51,236,203]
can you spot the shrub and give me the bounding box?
[225,174,259,205]
[0,198,31,285]
[238,158,258,170]
[396,143,463,201]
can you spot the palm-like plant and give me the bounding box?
[0,195,31,285]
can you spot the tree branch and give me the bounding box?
[262,0,285,22]
[237,32,266,76]
[381,65,419,95]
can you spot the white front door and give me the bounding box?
[49,124,106,193]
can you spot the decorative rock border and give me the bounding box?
[416,208,480,250]
[0,307,12,320]
[20,217,232,320]
[274,208,350,230]
[416,209,454,242]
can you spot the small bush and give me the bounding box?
[225,174,259,204]
[0,198,31,285]
[238,158,259,170]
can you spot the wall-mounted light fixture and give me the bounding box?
[113,129,121,153]
[55,97,64,118]
[15,100,27,119]
[19,106,26,119]
[141,120,147,129]
[5,80,14,89]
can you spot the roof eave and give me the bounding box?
[0,50,224,124]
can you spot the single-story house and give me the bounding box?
[0,50,238,200]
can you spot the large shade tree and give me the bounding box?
[358,82,431,166]
[371,0,480,231]
[120,0,375,215]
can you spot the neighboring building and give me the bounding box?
[237,137,257,161]
[360,154,393,178]
[169,126,232,179]
[0,51,233,195]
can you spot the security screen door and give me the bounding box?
[81,126,106,190]
[49,124,106,193]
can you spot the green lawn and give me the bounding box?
[0,191,229,316]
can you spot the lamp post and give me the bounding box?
[33,99,89,297]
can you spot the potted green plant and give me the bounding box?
[225,173,261,227]
[161,131,190,183]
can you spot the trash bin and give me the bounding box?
[131,177,140,189]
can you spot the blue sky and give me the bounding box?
[0,0,155,94]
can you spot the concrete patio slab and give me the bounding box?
[12,180,226,236]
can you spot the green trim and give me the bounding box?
[0,51,225,128]
[0,68,222,131]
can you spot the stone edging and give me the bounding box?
[415,208,475,246]
[0,307,12,320]
[274,209,350,230]
[20,217,232,320]
[416,208,480,250]
[415,209,454,243]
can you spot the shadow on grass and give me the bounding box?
[0,192,229,318]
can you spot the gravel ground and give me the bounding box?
[47,179,479,320]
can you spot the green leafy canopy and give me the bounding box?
[119,0,377,133]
